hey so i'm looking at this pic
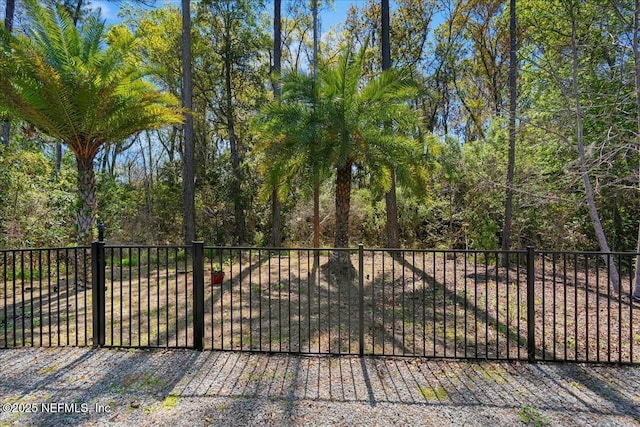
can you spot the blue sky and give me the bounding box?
[91,0,367,31]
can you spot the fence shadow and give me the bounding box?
[3,348,638,425]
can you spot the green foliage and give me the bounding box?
[1,0,639,253]
[255,43,428,247]
[0,0,183,244]
[0,0,183,156]
[0,141,76,248]
[518,404,549,426]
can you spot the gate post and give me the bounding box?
[358,244,364,357]
[91,238,106,347]
[192,241,205,350]
[526,246,536,362]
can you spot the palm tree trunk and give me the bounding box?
[332,161,354,276]
[76,156,96,245]
[334,161,352,249]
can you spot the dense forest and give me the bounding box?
[0,0,639,256]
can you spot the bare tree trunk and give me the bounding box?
[2,0,13,50]
[55,143,62,175]
[334,162,352,249]
[1,120,9,147]
[312,0,320,250]
[225,40,245,244]
[381,0,400,248]
[72,0,83,24]
[1,0,15,146]
[632,0,640,300]
[569,3,620,292]
[271,0,283,247]
[140,132,156,243]
[313,178,320,248]
[385,177,400,247]
[501,0,517,264]
[182,0,196,245]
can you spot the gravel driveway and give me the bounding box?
[0,347,639,426]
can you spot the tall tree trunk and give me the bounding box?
[76,156,96,245]
[55,143,62,175]
[271,0,283,247]
[381,0,400,248]
[225,31,245,244]
[334,162,353,249]
[311,176,320,283]
[312,0,320,249]
[501,0,517,263]
[2,0,13,50]
[72,0,83,24]
[313,177,320,248]
[1,0,15,146]
[385,177,399,247]
[140,133,156,243]
[312,0,319,79]
[182,0,196,245]
[632,0,640,300]
[569,3,620,292]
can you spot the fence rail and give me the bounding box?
[2,242,639,364]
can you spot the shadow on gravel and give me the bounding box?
[1,348,640,426]
[0,348,201,426]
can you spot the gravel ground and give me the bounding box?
[0,348,639,426]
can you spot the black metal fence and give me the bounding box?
[0,247,92,347]
[2,242,639,364]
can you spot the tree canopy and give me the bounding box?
[0,0,638,264]
[0,0,182,243]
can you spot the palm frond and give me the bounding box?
[0,0,182,160]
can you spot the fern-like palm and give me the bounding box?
[256,45,427,250]
[0,0,182,243]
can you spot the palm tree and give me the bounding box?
[0,0,182,244]
[256,45,427,261]
[321,47,426,254]
[255,71,328,248]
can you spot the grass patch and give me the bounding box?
[480,365,508,383]
[519,404,549,426]
[418,386,448,401]
[162,394,179,410]
[107,372,168,395]
[37,365,58,375]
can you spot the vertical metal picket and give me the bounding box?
[358,244,364,356]
[527,246,536,362]
[193,241,205,350]
[91,235,106,347]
